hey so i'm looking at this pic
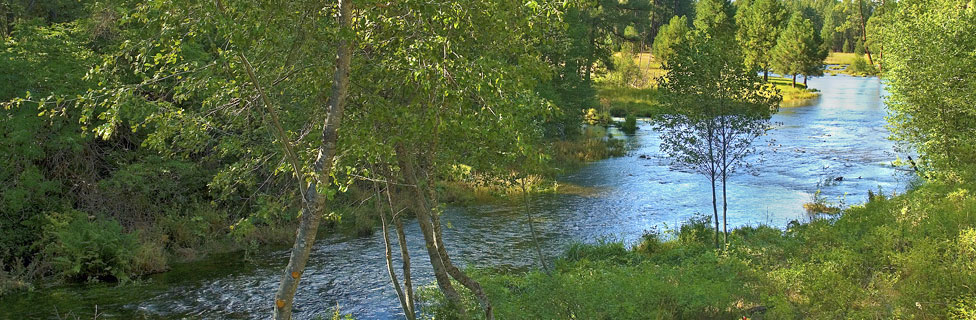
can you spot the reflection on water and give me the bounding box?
[0,75,908,319]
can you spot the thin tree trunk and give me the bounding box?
[711,173,719,248]
[395,147,463,308]
[521,179,550,274]
[708,120,719,249]
[428,197,494,320]
[722,171,729,244]
[857,0,874,65]
[272,1,353,319]
[397,147,494,320]
[804,75,808,87]
[373,179,414,320]
[792,74,797,88]
[384,175,419,317]
[763,69,769,82]
[387,186,416,317]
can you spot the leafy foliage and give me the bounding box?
[44,211,137,282]
[651,15,691,66]
[884,0,976,181]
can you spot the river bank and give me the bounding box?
[0,74,904,319]
[429,178,976,319]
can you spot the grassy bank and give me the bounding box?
[825,52,879,77]
[768,77,820,105]
[426,180,976,319]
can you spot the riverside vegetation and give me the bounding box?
[424,0,976,319]
[2,0,975,318]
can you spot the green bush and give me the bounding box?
[45,212,137,282]
[606,52,643,88]
[620,114,638,134]
[848,55,878,76]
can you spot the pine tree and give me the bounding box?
[771,14,822,87]
[735,0,787,81]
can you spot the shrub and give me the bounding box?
[620,114,638,134]
[45,211,137,282]
[562,241,638,265]
[848,55,878,76]
[606,52,643,88]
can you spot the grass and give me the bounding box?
[824,52,878,76]
[596,53,666,118]
[768,76,820,105]
[825,52,861,65]
[598,85,664,117]
[599,53,823,111]
[427,180,976,319]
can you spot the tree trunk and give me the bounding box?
[397,147,494,320]
[722,170,728,245]
[394,216,415,312]
[857,0,874,65]
[428,196,494,320]
[383,180,416,317]
[272,1,353,319]
[374,182,414,320]
[792,74,797,88]
[763,69,769,82]
[521,179,550,274]
[707,120,719,249]
[394,148,463,309]
[711,172,719,249]
[804,75,808,87]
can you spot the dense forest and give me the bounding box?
[1,0,975,319]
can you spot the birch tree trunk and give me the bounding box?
[387,184,416,317]
[396,146,494,320]
[272,1,354,319]
[374,182,414,320]
[395,146,463,308]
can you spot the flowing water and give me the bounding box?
[0,74,910,319]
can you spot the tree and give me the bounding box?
[657,29,778,246]
[771,14,824,87]
[651,15,691,66]
[656,33,723,248]
[735,0,787,81]
[693,0,737,47]
[884,0,976,181]
[270,0,353,318]
[714,85,779,244]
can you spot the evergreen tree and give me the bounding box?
[771,14,823,87]
[693,0,737,48]
[652,15,691,66]
[735,0,787,81]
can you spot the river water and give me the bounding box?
[0,74,909,319]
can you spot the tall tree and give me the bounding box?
[657,26,778,246]
[693,0,737,47]
[884,0,976,181]
[656,32,724,248]
[652,15,691,66]
[263,0,354,318]
[771,14,823,87]
[735,0,787,81]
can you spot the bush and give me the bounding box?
[848,55,878,76]
[620,114,638,134]
[45,212,137,282]
[606,52,643,88]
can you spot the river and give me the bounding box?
[0,74,908,319]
